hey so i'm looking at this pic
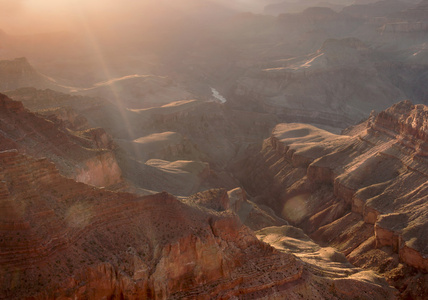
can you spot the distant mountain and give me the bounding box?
[0,57,68,92]
[232,37,406,128]
[264,0,349,15]
[341,0,411,18]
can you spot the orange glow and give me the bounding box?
[0,0,130,34]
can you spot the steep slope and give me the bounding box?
[5,87,102,113]
[239,100,428,298]
[0,150,397,299]
[64,96,276,195]
[0,93,121,187]
[0,58,67,92]
[185,188,288,231]
[3,88,277,196]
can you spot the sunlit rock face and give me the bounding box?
[0,149,398,299]
[0,150,295,299]
[238,101,428,299]
[0,93,122,188]
[184,188,288,231]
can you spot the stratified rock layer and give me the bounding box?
[240,100,428,298]
[0,93,121,187]
[0,149,301,299]
[0,149,397,299]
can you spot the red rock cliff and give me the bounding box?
[239,101,428,298]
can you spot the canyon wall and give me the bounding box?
[239,100,428,298]
[0,149,397,299]
[0,93,122,188]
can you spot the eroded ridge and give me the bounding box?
[240,101,428,298]
[0,150,306,299]
[0,93,121,187]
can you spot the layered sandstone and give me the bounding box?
[0,150,398,299]
[239,101,428,298]
[185,188,288,231]
[0,93,121,187]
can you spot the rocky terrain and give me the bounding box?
[232,37,406,128]
[238,101,428,299]
[0,147,399,299]
[4,86,277,196]
[1,0,428,298]
[0,93,121,188]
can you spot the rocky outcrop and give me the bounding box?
[75,152,122,187]
[0,93,122,187]
[37,106,90,131]
[0,149,400,299]
[238,101,428,298]
[186,188,288,231]
[0,150,301,299]
[371,100,428,155]
[256,225,397,299]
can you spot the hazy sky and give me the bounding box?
[0,0,266,34]
[0,0,130,34]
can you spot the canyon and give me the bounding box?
[238,100,428,298]
[0,0,428,299]
[0,94,121,188]
[0,140,396,299]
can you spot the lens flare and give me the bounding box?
[282,194,309,223]
[65,202,93,228]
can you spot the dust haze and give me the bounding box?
[0,0,266,34]
[0,0,428,298]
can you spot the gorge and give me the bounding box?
[0,0,428,299]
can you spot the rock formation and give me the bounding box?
[0,93,122,188]
[0,150,397,299]
[239,100,428,298]
[185,188,288,231]
[1,2,428,298]
[232,37,406,129]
